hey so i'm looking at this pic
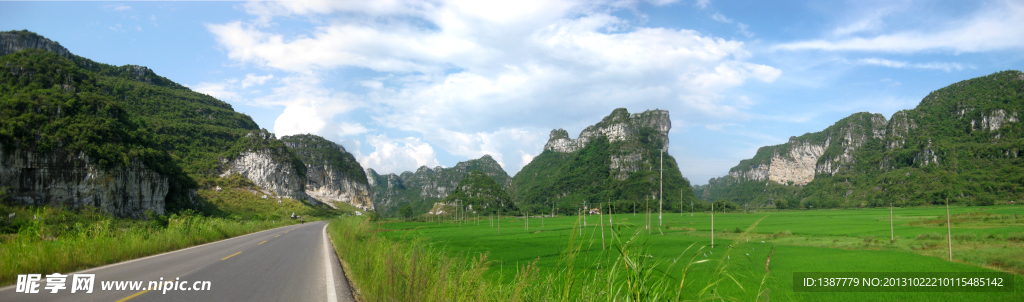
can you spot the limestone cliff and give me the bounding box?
[0,30,72,58]
[367,155,511,217]
[0,145,168,218]
[219,129,309,202]
[281,134,373,210]
[543,108,671,180]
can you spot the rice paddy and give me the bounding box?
[343,205,1024,301]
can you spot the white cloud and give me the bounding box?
[880,78,901,87]
[711,13,732,24]
[274,103,327,136]
[360,135,441,174]
[337,122,370,137]
[855,58,965,72]
[358,80,383,89]
[208,0,781,174]
[776,0,1024,53]
[711,13,753,38]
[695,0,710,9]
[107,4,131,11]
[241,74,274,88]
[193,82,240,101]
[520,150,535,167]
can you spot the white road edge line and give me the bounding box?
[323,223,338,302]
[0,222,301,292]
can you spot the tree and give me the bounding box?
[399,205,413,220]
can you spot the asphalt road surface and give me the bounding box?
[0,221,355,302]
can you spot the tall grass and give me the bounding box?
[0,205,299,286]
[327,215,772,301]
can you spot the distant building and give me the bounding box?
[589,208,601,215]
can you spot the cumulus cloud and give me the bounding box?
[208,0,780,174]
[361,135,441,174]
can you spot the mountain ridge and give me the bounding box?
[696,70,1024,208]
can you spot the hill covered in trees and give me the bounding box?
[511,108,697,215]
[696,70,1024,209]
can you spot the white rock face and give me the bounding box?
[768,142,825,185]
[972,109,1019,131]
[0,145,168,218]
[543,109,671,180]
[729,142,825,186]
[304,164,374,210]
[220,150,307,201]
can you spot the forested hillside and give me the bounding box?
[696,70,1024,209]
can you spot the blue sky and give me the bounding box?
[3,0,1023,184]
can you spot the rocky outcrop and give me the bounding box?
[281,134,374,210]
[0,30,72,58]
[815,113,888,176]
[542,108,671,180]
[972,109,1018,132]
[544,108,670,153]
[0,145,168,218]
[220,130,308,201]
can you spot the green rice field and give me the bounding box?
[365,205,1024,301]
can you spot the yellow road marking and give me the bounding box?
[115,290,149,302]
[275,235,280,237]
[258,240,267,245]
[221,251,242,260]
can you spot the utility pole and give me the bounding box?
[583,200,587,227]
[711,202,715,247]
[946,198,952,261]
[890,202,894,243]
[646,197,651,234]
[659,150,663,228]
[600,203,606,250]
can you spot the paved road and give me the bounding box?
[0,221,355,302]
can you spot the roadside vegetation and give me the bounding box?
[0,181,346,286]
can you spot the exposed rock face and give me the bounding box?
[281,134,374,210]
[725,112,888,186]
[815,113,888,176]
[884,111,917,149]
[0,145,168,218]
[304,167,373,210]
[366,169,407,213]
[542,108,671,180]
[544,108,670,153]
[367,155,511,216]
[220,130,307,201]
[0,30,72,58]
[972,109,1018,132]
[770,141,825,185]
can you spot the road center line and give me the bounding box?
[221,251,242,260]
[258,240,267,245]
[115,289,149,302]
